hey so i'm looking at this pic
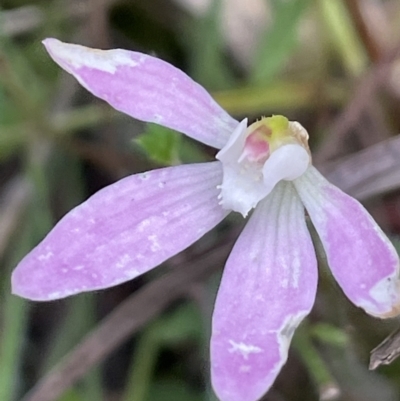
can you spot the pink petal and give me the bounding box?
[294,166,400,318]
[211,182,318,401]
[42,38,238,149]
[12,162,227,301]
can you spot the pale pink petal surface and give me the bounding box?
[211,182,318,401]
[12,162,227,301]
[294,166,400,318]
[42,38,238,149]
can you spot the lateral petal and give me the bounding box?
[211,182,318,401]
[12,163,227,301]
[43,38,238,149]
[294,166,400,318]
[216,118,269,217]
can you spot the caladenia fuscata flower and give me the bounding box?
[12,39,400,401]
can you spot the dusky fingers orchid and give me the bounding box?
[11,39,400,401]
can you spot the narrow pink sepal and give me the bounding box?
[12,162,227,301]
[211,183,318,401]
[294,166,400,318]
[42,38,238,149]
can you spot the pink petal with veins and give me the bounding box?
[43,38,238,149]
[294,166,400,318]
[12,162,227,301]
[211,182,317,401]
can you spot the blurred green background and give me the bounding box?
[2,0,400,401]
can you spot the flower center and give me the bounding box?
[239,125,271,164]
[216,115,311,217]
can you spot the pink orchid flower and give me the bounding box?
[12,39,400,401]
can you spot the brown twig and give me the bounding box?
[0,177,32,258]
[19,240,233,401]
[314,43,400,164]
[0,1,117,37]
[87,0,111,48]
[319,135,400,200]
[344,0,383,62]
[370,327,400,370]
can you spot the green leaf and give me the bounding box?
[184,0,234,89]
[310,322,349,347]
[212,79,347,115]
[293,323,340,397]
[152,303,203,344]
[318,0,367,77]
[122,303,203,401]
[146,380,203,401]
[251,0,312,84]
[135,123,181,165]
[57,389,86,401]
[179,138,209,164]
